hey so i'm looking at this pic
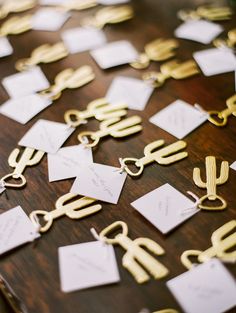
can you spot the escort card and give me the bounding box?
[62,27,107,54]
[0,37,13,58]
[167,259,236,313]
[70,163,127,204]
[47,145,93,182]
[0,206,40,255]
[175,20,223,44]
[106,76,154,111]
[90,40,138,69]
[149,100,208,139]
[0,181,6,194]
[32,8,71,32]
[2,66,49,99]
[59,241,120,292]
[131,183,198,234]
[193,48,236,76]
[0,94,52,124]
[230,161,236,171]
[18,119,75,154]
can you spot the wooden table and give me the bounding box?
[0,1,235,312]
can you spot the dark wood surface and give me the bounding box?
[0,1,236,313]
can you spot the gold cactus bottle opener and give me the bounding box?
[81,5,134,29]
[78,115,142,147]
[30,193,102,233]
[213,28,236,50]
[99,221,169,283]
[0,14,32,37]
[142,59,200,88]
[0,0,36,19]
[177,5,233,22]
[0,147,44,189]
[39,66,95,101]
[181,220,236,269]
[207,94,236,127]
[64,98,128,128]
[15,42,69,71]
[193,156,229,210]
[59,0,98,12]
[130,38,179,69]
[121,140,188,177]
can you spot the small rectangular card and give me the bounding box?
[167,259,236,313]
[90,40,138,69]
[47,145,93,182]
[149,99,208,139]
[0,206,40,255]
[18,119,75,154]
[59,241,120,292]
[106,76,154,111]
[62,27,107,54]
[0,94,52,124]
[32,8,70,32]
[175,20,223,44]
[2,66,50,99]
[70,163,127,204]
[131,183,197,234]
[230,161,236,171]
[0,37,13,58]
[98,0,130,4]
[193,48,236,76]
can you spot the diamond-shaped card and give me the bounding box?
[149,99,208,139]
[47,145,93,182]
[59,241,120,292]
[2,66,49,98]
[0,37,13,58]
[18,119,75,154]
[230,161,236,171]
[70,163,127,204]
[131,183,198,234]
[90,40,138,69]
[167,259,236,313]
[106,76,154,111]
[32,8,71,31]
[62,27,107,54]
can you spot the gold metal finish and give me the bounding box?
[193,156,229,210]
[130,38,179,69]
[121,140,188,177]
[142,60,200,88]
[0,0,36,19]
[213,28,236,50]
[60,0,98,11]
[208,94,236,127]
[64,98,128,127]
[153,310,179,313]
[0,147,44,188]
[15,42,69,71]
[39,66,95,100]
[0,14,32,37]
[78,115,142,147]
[99,221,169,283]
[81,5,134,28]
[178,6,233,22]
[181,220,236,269]
[30,193,102,233]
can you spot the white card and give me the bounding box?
[32,8,70,32]
[167,259,236,313]
[47,145,93,182]
[0,37,13,58]
[149,99,208,139]
[106,76,154,111]
[175,20,223,44]
[131,183,198,234]
[230,161,236,171]
[0,94,52,124]
[70,163,127,204]
[62,27,107,54]
[2,66,49,99]
[98,0,130,4]
[193,48,236,76]
[59,241,120,292]
[18,119,75,154]
[0,181,6,194]
[0,206,40,255]
[90,40,138,69]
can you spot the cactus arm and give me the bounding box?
[27,150,45,166]
[134,238,164,255]
[158,151,188,165]
[8,148,20,168]
[143,140,164,156]
[193,167,206,188]
[216,161,229,185]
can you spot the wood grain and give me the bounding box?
[0,1,235,312]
